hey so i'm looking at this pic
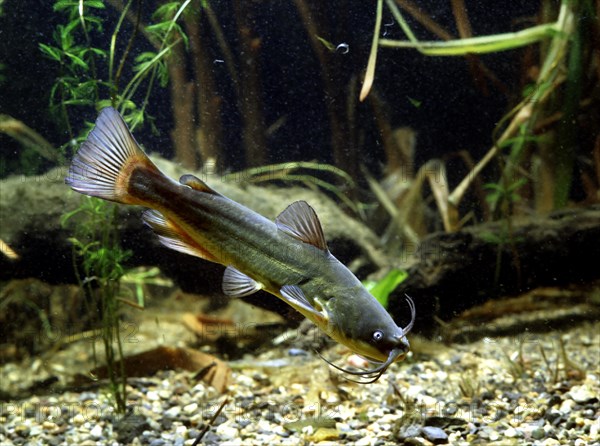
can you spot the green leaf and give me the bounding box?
[39,43,62,61]
[145,21,172,37]
[315,35,336,52]
[407,96,422,108]
[153,2,182,21]
[53,1,79,12]
[54,0,105,11]
[64,51,89,69]
[135,51,158,63]
[62,98,95,106]
[363,269,408,308]
[86,47,108,58]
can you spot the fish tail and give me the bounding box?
[65,107,161,206]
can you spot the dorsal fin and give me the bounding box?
[275,201,328,251]
[179,174,221,195]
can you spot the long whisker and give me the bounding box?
[317,348,404,384]
[318,355,386,384]
[316,297,416,384]
[402,294,416,334]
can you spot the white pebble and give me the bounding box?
[164,406,181,418]
[559,399,576,413]
[504,427,519,438]
[216,424,239,440]
[435,371,448,381]
[146,391,160,401]
[355,437,373,446]
[72,414,86,425]
[90,424,103,439]
[590,422,599,439]
[183,402,198,415]
[568,384,596,404]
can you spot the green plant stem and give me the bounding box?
[110,0,140,102]
[359,0,383,101]
[553,10,584,207]
[379,22,560,55]
[78,0,100,101]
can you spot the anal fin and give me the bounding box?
[142,210,217,262]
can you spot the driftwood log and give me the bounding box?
[387,206,600,334]
[2,161,599,331]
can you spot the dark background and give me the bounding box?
[1,0,542,182]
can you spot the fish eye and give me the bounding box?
[372,330,384,342]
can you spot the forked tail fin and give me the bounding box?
[65,107,160,205]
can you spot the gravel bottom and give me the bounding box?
[1,321,598,445]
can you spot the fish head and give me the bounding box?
[322,288,416,382]
[346,303,412,363]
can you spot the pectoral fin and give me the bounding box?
[222,266,263,297]
[276,201,329,251]
[280,285,327,324]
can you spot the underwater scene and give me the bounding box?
[1,1,599,445]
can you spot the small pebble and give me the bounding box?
[568,385,598,404]
[504,427,520,438]
[355,437,373,446]
[183,402,198,415]
[288,348,308,356]
[216,424,239,441]
[146,391,160,402]
[421,426,448,444]
[72,414,86,426]
[531,427,546,440]
[89,423,103,439]
[164,406,181,419]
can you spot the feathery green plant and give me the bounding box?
[45,0,192,414]
[61,196,132,413]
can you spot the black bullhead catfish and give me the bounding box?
[66,107,415,383]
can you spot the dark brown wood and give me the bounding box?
[387,206,600,333]
[184,10,224,169]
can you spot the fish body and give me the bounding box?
[66,107,415,381]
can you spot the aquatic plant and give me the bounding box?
[456,369,481,400]
[42,0,194,412]
[39,0,191,140]
[221,161,361,215]
[361,0,596,242]
[363,269,408,308]
[538,337,586,384]
[61,197,132,413]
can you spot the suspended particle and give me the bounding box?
[336,43,349,54]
